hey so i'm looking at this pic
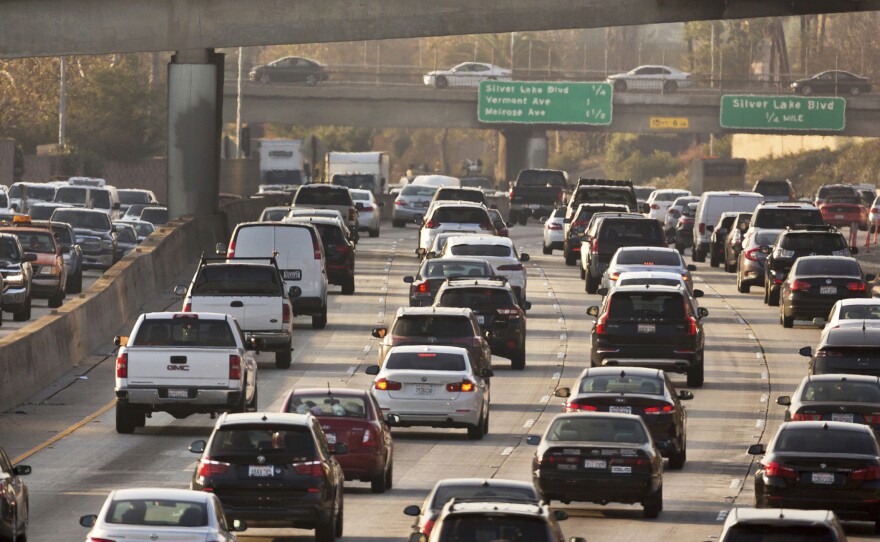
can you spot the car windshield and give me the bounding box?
[401,185,438,197]
[752,231,780,246]
[616,251,681,266]
[437,515,551,542]
[431,485,538,509]
[51,210,110,230]
[449,244,512,258]
[422,260,491,279]
[286,395,368,418]
[131,319,236,347]
[140,208,169,224]
[818,186,856,199]
[11,231,54,253]
[332,174,375,191]
[547,417,647,443]
[313,223,346,246]
[579,375,664,395]
[795,259,860,276]
[432,207,489,224]
[0,237,21,262]
[129,222,155,237]
[118,190,152,204]
[392,316,474,338]
[11,185,56,200]
[725,524,836,542]
[29,205,62,220]
[781,234,847,251]
[517,170,566,187]
[193,265,281,295]
[385,351,466,371]
[296,188,351,205]
[208,424,316,460]
[608,292,686,322]
[599,220,663,244]
[51,225,73,246]
[774,428,876,454]
[802,381,880,402]
[106,499,208,527]
[261,208,290,221]
[438,288,514,310]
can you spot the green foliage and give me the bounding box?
[604,134,688,183]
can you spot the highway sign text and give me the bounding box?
[478,81,613,125]
[720,95,846,131]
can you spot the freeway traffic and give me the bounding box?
[2,220,877,541]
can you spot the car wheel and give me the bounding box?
[663,80,678,93]
[370,469,387,494]
[306,74,318,86]
[579,265,586,280]
[675,243,684,254]
[384,460,394,490]
[851,86,861,96]
[48,290,64,308]
[686,361,704,388]
[369,227,380,238]
[800,84,813,96]
[314,509,336,542]
[542,243,552,255]
[13,296,31,322]
[335,497,343,537]
[68,270,83,294]
[564,251,576,266]
[692,247,705,263]
[709,251,719,267]
[781,304,794,328]
[467,412,486,440]
[614,80,627,92]
[483,407,490,434]
[435,76,448,89]
[312,306,328,329]
[275,342,292,369]
[341,275,355,295]
[642,484,662,519]
[737,272,750,294]
[511,348,526,370]
[586,271,599,294]
[668,442,686,470]
[518,214,528,226]
[115,403,139,434]
[724,258,734,273]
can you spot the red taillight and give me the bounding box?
[375,378,402,391]
[116,353,128,378]
[744,247,760,262]
[311,234,322,260]
[422,519,436,536]
[764,461,798,480]
[424,220,439,229]
[668,209,681,216]
[644,404,675,415]
[415,282,430,294]
[572,220,588,229]
[650,203,660,210]
[564,402,598,412]
[548,223,563,230]
[229,355,242,380]
[847,281,867,292]
[447,380,476,392]
[497,263,523,271]
[87,538,117,542]
[591,238,599,254]
[596,300,610,335]
[852,466,880,481]
[226,240,236,258]
[173,313,198,319]
[182,302,192,312]
[282,302,291,324]
[791,280,812,292]
[865,414,880,424]
[609,272,620,282]
[293,460,324,476]
[362,428,379,447]
[394,200,405,206]
[508,190,514,202]
[792,412,822,421]
[698,223,706,235]
[197,458,230,478]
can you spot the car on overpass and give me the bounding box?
[423,62,511,89]
[249,56,329,86]
[606,65,692,93]
[791,70,872,96]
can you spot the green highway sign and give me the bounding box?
[478,81,613,125]
[720,95,846,131]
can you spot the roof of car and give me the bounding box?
[725,507,837,526]
[109,488,213,502]
[577,366,663,380]
[615,246,679,254]
[617,271,686,280]
[430,200,487,209]
[445,235,513,247]
[755,202,819,209]
[219,412,313,427]
[434,478,537,490]
[291,388,369,398]
[550,412,645,425]
[286,216,344,228]
[142,311,229,321]
[262,206,291,212]
[833,298,880,307]
[438,277,513,291]
[436,187,483,193]
[820,326,880,347]
[420,257,492,268]
[298,184,349,191]
[610,284,683,294]
[386,344,471,356]
[395,306,473,318]
[794,255,858,263]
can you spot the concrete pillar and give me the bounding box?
[167,49,224,219]
[495,128,548,185]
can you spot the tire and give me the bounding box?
[68,270,83,294]
[467,412,486,440]
[48,290,64,309]
[709,251,719,267]
[518,214,528,226]
[687,362,704,388]
[435,76,448,89]
[370,470,387,494]
[692,247,705,263]
[767,286,780,307]
[643,485,662,519]
[724,258,734,273]
[312,307,328,330]
[314,510,336,542]
[737,273,750,294]
[511,348,526,370]
[234,384,248,414]
[275,343,292,369]
[579,266,586,280]
[384,460,394,489]
[508,211,518,224]
[542,244,552,255]
[306,74,318,86]
[663,80,678,93]
[115,403,139,434]
[668,442,686,470]
[586,271,599,294]
[614,80,627,92]
[675,244,684,255]
[12,296,31,322]
[483,408,490,434]
[335,497,343,538]
[564,251,576,266]
[800,84,813,96]
[369,228,379,238]
[247,387,258,412]
[341,275,355,295]
[781,304,794,328]
[392,219,405,228]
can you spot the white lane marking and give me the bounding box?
[760,394,769,403]
[748,334,756,340]
[729,479,742,489]
[501,447,514,456]
[737,317,745,324]
[557,352,565,359]
[717,509,730,521]
[559,334,566,341]
[551,372,561,380]
[553,304,559,310]
[524,419,535,428]
[547,291,554,297]
[362,346,371,353]
[540,395,550,403]
[760,372,769,380]
[346,367,356,375]
[377,312,384,318]
[755,352,763,359]
[558,318,564,324]
[755,419,765,428]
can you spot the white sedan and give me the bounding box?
[606,65,692,93]
[816,298,880,331]
[542,208,565,254]
[80,487,245,541]
[646,189,692,222]
[366,345,491,439]
[440,234,529,303]
[350,188,382,237]
[424,62,512,89]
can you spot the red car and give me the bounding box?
[819,195,868,230]
[280,388,394,493]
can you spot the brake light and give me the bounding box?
[792,412,821,421]
[312,234,322,260]
[609,456,649,467]
[644,404,675,415]
[362,428,379,447]
[564,403,598,412]
[591,238,599,254]
[226,240,236,258]
[447,380,476,392]
[229,355,241,380]
[197,458,231,477]
[182,302,192,312]
[362,205,374,212]
[422,519,436,536]
[764,461,798,479]
[116,353,128,378]
[852,466,880,481]
[424,220,439,229]
[791,280,812,292]
[596,299,610,335]
[497,263,523,271]
[815,350,842,357]
[744,247,760,261]
[865,414,880,424]
[173,313,198,319]
[698,223,705,235]
[547,223,563,230]
[508,190,514,202]
[375,378,402,391]
[668,209,681,216]
[415,282,430,294]
[847,281,867,292]
[335,243,350,254]
[293,460,324,476]
[282,302,291,324]
[650,203,660,209]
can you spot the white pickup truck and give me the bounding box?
[175,257,295,368]
[114,312,258,434]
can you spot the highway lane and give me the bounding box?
[0,270,103,339]
[1,223,875,541]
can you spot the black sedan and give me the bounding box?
[249,56,329,86]
[0,448,30,542]
[403,257,494,307]
[527,413,663,518]
[801,326,880,378]
[791,70,871,96]
[749,422,880,530]
[779,256,874,328]
[554,367,692,469]
[588,284,709,387]
[722,212,751,273]
[778,374,880,432]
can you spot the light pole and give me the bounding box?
[236,47,243,159]
[59,56,67,149]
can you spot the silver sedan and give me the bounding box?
[601,246,696,291]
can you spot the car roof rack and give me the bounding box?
[575,178,633,189]
[198,253,280,269]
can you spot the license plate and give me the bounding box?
[167,389,188,399]
[811,472,835,485]
[414,384,434,395]
[529,204,541,210]
[283,269,302,281]
[325,433,336,444]
[820,286,837,295]
[558,464,577,470]
[248,465,275,477]
[638,324,656,334]
[610,406,632,414]
[835,214,845,220]
[477,315,485,324]
[832,413,854,423]
[584,460,607,469]
[611,466,632,474]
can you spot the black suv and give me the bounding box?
[433,277,531,370]
[588,285,709,387]
[189,412,345,541]
[563,203,628,266]
[764,225,853,306]
[779,256,873,328]
[583,216,665,293]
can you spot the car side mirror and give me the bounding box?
[693,289,704,298]
[666,236,676,245]
[332,442,349,455]
[812,317,826,327]
[777,396,791,406]
[288,286,302,298]
[387,413,401,426]
[60,245,70,254]
[403,276,414,284]
[867,273,877,282]
[597,287,609,297]
[215,242,227,255]
[114,335,129,347]
[747,444,766,456]
[232,519,247,532]
[587,306,599,317]
[526,435,541,445]
[12,465,31,476]
[24,253,38,262]
[403,505,421,517]
[799,346,813,357]
[522,300,532,311]
[687,264,697,271]
[372,327,387,339]
[494,220,505,230]
[173,284,188,297]
[79,515,97,528]
[678,390,694,400]
[427,251,437,259]
[698,307,709,318]
[554,387,571,398]
[851,246,859,255]
[366,365,381,375]
[189,440,206,454]
[519,253,530,262]
[409,534,428,542]
[480,368,494,378]
[553,510,569,521]
[758,245,772,255]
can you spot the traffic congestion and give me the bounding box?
[4,172,880,542]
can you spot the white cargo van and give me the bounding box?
[220,222,329,329]
[692,191,764,262]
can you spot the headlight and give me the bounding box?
[101,239,112,249]
[39,266,60,276]
[5,274,24,287]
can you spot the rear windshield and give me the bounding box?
[437,516,551,542]
[670,197,699,210]
[261,208,290,222]
[573,188,634,207]
[422,260,491,279]
[616,251,681,266]
[547,417,647,443]
[208,424,316,460]
[132,319,236,347]
[818,186,856,199]
[608,292,686,322]
[516,170,566,187]
[10,184,56,200]
[55,186,88,205]
[795,259,860,276]
[824,195,862,205]
[753,209,823,229]
[392,316,474,338]
[617,277,681,288]
[436,189,485,204]
[835,304,880,320]
[449,244,511,258]
[128,222,155,237]
[10,231,55,253]
[332,174,375,190]
[634,187,655,199]
[579,374,664,395]
[193,265,281,295]
[140,208,168,224]
[725,524,836,542]
[780,233,847,251]
[801,381,880,402]
[314,223,346,245]
[350,191,370,201]
[29,206,60,220]
[598,220,663,244]
[286,395,368,418]
[118,190,152,205]
[385,352,466,371]
[754,180,791,196]
[401,185,437,197]
[438,288,515,310]
[106,499,207,527]
[431,485,537,509]
[654,191,688,202]
[432,207,489,224]
[575,205,628,223]
[296,187,352,205]
[51,210,111,230]
[774,428,876,455]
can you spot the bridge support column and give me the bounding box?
[167,49,224,220]
[496,128,548,185]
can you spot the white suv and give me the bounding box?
[439,235,529,303]
[418,201,494,254]
[645,189,691,222]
